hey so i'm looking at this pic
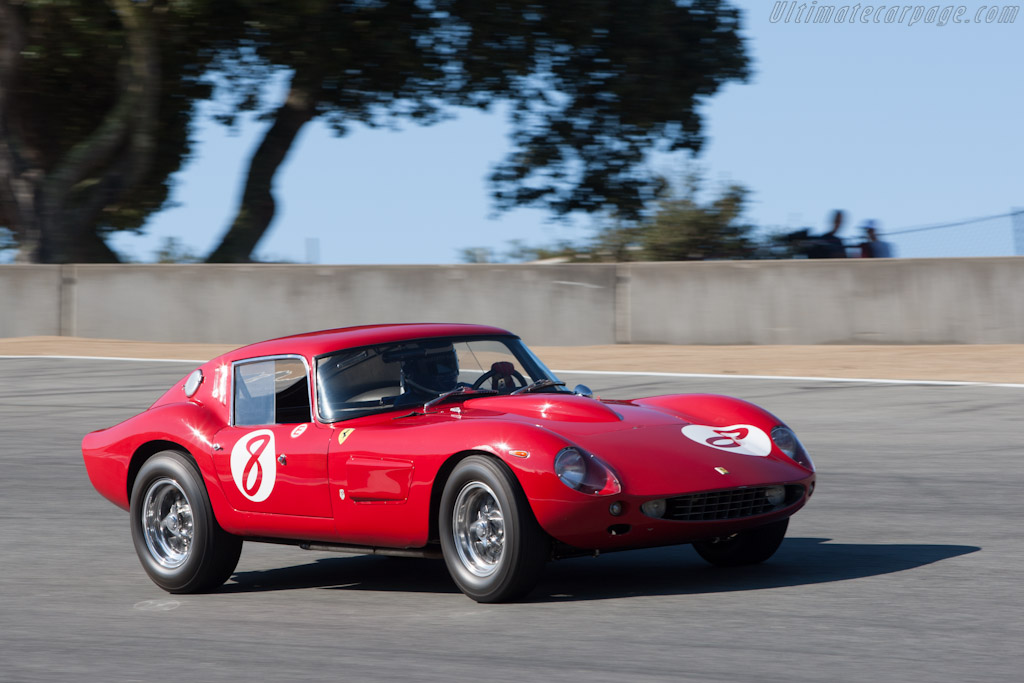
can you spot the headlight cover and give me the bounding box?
[554,447,621,496]
[771,426,814,471]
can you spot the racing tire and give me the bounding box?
[439,456,548,603]
[129,450,242,593]
[692,518,789,567]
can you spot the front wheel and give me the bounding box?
[439,456,548,602]
[693,518,789,567]
[129,450,242,593]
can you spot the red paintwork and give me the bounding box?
[82,322,815,554]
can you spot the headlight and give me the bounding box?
[555,448,587,489]
[554,447,621,496]
[771,426,814,471]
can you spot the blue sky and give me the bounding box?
[109,0,1024,263]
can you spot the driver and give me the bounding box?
[401,346,459,396]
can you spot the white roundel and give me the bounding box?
[230,429,278,502]
[681,423,772,457]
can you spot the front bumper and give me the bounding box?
[531,474,816,552]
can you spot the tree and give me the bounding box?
[206,0,459,261]
[206,0,750,261]
[1,0,750,263]
[639,178,756,260]
[464,174,760,263]
[153,236,201,264]
[0,0,239,262]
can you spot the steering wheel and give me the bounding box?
[471,368,527,392]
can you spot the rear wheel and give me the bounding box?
[130,450,242,593]
[439,456,548,603]
[693,518,789,567]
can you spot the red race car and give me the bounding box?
[83,323,816,602]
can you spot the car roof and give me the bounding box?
[225,323,517,361]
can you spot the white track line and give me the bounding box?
[552,368,1024,389]
[2,354,1021,388]
[0,354,204,364]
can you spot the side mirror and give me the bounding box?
[572,384,593,398]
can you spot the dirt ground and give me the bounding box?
[1,336,1020,383]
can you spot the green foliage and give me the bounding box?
[2,0,750,262]
[457,247,496,264]
[5,1,238,228]
[639,178,756,260]
[457,0,750,219]
[465,174,761,263]
[0,0,248,261]
[207,0,751,260]
[153,236,201,264]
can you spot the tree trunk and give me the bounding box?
[0,0,32,254]
[205,76,319,263]
[0,0,158,264]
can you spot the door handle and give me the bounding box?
[277,454,287,466]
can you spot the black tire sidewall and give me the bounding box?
[693,517,789,567]
[439,456,543,602]
[129,451,218,592]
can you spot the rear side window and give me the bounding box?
[234,357,311,426]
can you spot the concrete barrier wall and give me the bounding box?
[0,265,63,338]
[621,258,1024,344]
[59,264,619,346]
[1,258,1022,345]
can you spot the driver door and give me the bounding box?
[212,356,332,518]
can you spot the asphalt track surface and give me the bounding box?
[2,357,1020,682]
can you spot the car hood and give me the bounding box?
[462,393,634,426]
[448,394,812,495]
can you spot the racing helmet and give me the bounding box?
[401,345,459,394]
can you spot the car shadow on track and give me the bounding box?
[531,537,980,602]
[219,537,979,601]
[222,554,461,595]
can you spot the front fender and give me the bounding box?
[633,393,787,427]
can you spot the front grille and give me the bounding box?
[663,485,803,521]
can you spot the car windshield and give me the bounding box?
[315,336,565,422]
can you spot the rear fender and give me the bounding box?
[82,403,232,520]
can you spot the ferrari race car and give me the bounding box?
[83,323,816,603]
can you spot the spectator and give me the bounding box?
[808,210,847,258]
[860,220,894,258]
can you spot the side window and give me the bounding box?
[316,348,403,421]
[234,358,311,426]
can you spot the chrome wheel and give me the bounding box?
[141,477,193,569]
[440,456,548,602]
[452,481,505,577]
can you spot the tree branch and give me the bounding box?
[0,0,28,235]
[206,74,319,262]
[22,0,161,261]
[43,0,158,218]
